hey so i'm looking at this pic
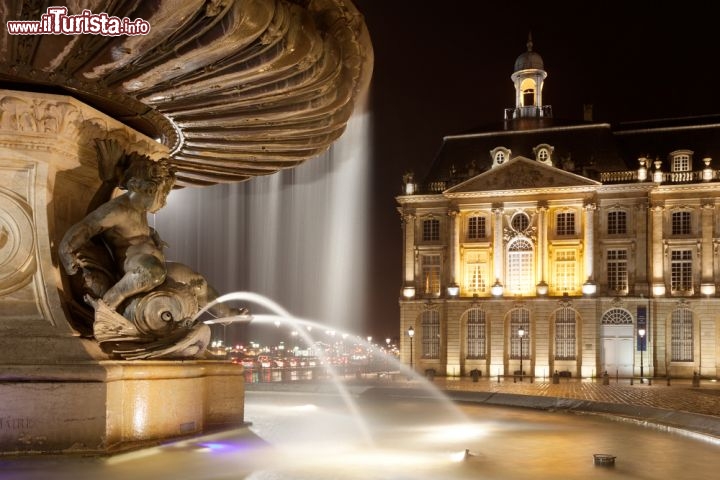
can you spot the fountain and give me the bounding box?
[4,292,720,478]
[0,0,373,455]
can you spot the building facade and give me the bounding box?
[397,39,720,380]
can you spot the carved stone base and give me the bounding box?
[0,89,244,454]
[0,361,244,454]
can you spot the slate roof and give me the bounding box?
[417,115,720,194]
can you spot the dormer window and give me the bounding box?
[670,149,693,172]
[490,147,512,168]
[533,144,554,166]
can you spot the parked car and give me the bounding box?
[239,356,259,368]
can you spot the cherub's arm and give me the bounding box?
[149,227,168,250]
[58,201,123,275]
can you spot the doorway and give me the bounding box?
[601,324,634,376]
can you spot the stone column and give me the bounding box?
[401,211,416,287]
[537,203,548,284]
[584,203,596,282]
[650,204,665,294]
[492,205,504,286]
[634,201,649,295]
[701,202,715,294]
[448,208,459,285]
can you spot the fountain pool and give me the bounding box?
[3,387,720,480]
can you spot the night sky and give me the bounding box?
[352,1,717,340]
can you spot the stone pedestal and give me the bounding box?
[0,361,244,453]
[0,89,244,454]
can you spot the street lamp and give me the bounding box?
[407,326,415,372]
[518,328,525,382]
[491,279,504,297]
[638,328,646,383]
[447,281,459,297]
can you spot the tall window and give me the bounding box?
[465,252,487,294]
[607,211,627,235]
[507,239,533,295]
[556,212,575,235]
[554,250,576,293]
[607,249,628,292]
[510,308,530,359]
[670,249,693,292]
[466,309,486,359]
[467,216,486,239]
[671,211,691,235]
[671,307,693,362]
[422,218,440,241]
[421,310,440,359]
[421,255,441,296]
[555,307,576,360]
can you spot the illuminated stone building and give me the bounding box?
[397,39,720,380]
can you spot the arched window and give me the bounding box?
[520,78,536,107]
[671,307,693,362]
[507,239,533,295]
[421,310,440,359]
[466,309,486,359]
[601,308,633,325]
[510,308,529,359]
[555,307,576,360]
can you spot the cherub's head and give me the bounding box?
[123,156,176,213]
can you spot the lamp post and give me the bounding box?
[408,326,415,372]
[518,328,525,382]
[385,337,391,376]
[638,328,646,383]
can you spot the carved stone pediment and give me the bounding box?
[445,156,600,194]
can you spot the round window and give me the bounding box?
[511,212,530,232]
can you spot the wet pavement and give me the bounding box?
[399,374,720,441]
[436,375,720,416]
[249,373,720,441]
